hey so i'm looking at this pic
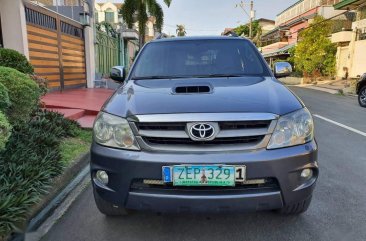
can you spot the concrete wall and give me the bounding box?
[331,31,353,43]
[0,0,29,58]
[350,40,366,78]
[335,46,350,78]
[288,21,309,44]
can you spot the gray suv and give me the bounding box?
[91,36,318,216]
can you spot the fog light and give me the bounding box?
[301,168,313,179]
[96,170,109,185]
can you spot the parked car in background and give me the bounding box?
[91,36,318,216]
[356,73,366,108]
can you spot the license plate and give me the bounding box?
[162,165,246,186]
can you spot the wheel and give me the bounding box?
[93,189,129,216]
[358,86,366,108]
[277,195,313,215]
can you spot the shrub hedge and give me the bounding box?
[0,112,11,151]
[0,82,10,112]
[0,110,80,239]
[29,75,48,96]
[0,67,40,125]
[0,48,34,74]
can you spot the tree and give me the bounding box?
[176,24,186,37]
[95,21,118,38]
[294,16,337,79]
[120,0,172,47]
[234,20,262,46]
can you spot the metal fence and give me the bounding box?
[95,30,123,77]
[25,3,86,90]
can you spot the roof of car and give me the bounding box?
[151,36,248,43]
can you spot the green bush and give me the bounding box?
[0,48,34,74]
[0,112,11,151]
[0,110,80,238]
[0,83,10,112]
[32,110,80,137]
[29,74,48,96]
[0,67,40,125]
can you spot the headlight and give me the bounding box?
[267,108,314,149]
[93,112,140,150]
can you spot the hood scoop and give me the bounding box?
[174,85,212,94]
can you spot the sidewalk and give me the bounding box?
[295,79,357,96]
[42,88,115,128]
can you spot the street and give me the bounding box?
[41,87,366,241]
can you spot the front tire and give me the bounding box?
[358,86,366,108]
[278,195,313,215]
[93,189,129,216]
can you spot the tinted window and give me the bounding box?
[131,39,269,79]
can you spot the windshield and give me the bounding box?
[130,39,270,80]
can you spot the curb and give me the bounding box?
[8,153,90,241]
[25,167,91,241]
[297,85,339,94]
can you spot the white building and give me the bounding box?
[95,1,157,42]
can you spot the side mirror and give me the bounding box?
[274,62,292,78]
[110,66,125,83]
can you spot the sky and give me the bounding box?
[97,0,298,36]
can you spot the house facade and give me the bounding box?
[261,0,345,65]
[95,2,157,43]
[332,0,366,78]
[257,18,276,35]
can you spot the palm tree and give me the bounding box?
[176,24,186,37]
[120,0,172,47]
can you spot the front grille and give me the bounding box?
[136,121,271,131]
[131,114,276,151]
[143,136,264,146]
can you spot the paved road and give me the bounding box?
[41,87,366,241]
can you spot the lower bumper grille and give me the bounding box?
[130,178,279,192]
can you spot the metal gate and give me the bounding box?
[25,3,86,91]
[95,29,124,77]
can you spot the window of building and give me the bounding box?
[105,8,114,23]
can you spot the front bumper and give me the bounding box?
[90,140,318,213]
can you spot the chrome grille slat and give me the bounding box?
[129,113,279,123]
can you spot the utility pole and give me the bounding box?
[236,1,255,39]
[249,0,254,39]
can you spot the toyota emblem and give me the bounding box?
[189,123,216,141]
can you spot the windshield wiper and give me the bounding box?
[131,75,188,80]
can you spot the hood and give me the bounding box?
[103,77,303,117]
